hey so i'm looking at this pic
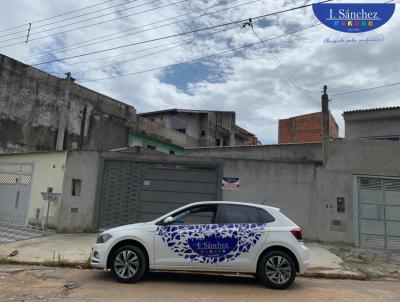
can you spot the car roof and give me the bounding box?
[183,201,280,212]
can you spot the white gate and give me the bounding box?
[0,163,32,225]
[359,177,400,249]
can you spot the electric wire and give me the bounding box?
[22,0,255,62]
[0,0,142,39]
[0,0,118,33]
[29,0,334,67]
[80,23,321,83]
[70,27,234,78]
[332,82,400,97]
[0,0,186,47]
[251,26,318,103]
[0,22,321,88]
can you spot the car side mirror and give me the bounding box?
[163,216,174,225]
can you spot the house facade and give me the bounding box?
[139,109,259,148]
[343,107,400,140]
[1,129,398,249]
[0,54,136,154]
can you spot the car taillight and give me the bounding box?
[290,228,303,242]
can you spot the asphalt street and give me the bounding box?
[0,265,399,302]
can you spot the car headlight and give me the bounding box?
[96,233,112,244]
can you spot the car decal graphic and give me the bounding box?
[156,224,266,263]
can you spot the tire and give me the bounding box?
[110,245,147,283]
[257,250,296,290]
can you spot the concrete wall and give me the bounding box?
[319,139,400,243]
[185,143,322,162]
[0,54,136,154]
[221,159,318,239]
[57,151,101,232]
[0,151,67,228]
[57,150,224,232]
[344,109,400,139]
[26,139,400,246]
[186,139,400,244]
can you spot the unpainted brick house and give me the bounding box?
[278,111,339,144]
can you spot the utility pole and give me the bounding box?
[56,73,73,150]
[322,85,330,166]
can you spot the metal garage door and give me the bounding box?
[0,163,32,225]
[98,160,220,229]
[359,177,400,249]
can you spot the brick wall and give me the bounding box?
[279,112,339,144]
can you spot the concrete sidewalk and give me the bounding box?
[303,243,363,279]
[0,234,364,279]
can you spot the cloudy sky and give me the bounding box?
[0,0,398,143]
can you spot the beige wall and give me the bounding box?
[0,152,67,228]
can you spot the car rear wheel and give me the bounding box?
[257,250,296,289]
[111,245,147,283]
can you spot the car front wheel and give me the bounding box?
[257,250,296,289]
[110,245,147,283]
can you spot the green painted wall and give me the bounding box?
[129,133,184,155]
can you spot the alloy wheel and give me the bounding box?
[114,250,139,279]
[265,255,292,285]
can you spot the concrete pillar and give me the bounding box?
[229,113,236,146]
[322,85,329,165]
[290,117,296,143]
[56,73,73,151]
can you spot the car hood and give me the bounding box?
[104,222,151,233]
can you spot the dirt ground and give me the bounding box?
[325,244,400,279]
[0,265,399,302]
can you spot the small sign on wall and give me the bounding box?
[222,177,240,190]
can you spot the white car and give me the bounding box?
[91,201,309,289]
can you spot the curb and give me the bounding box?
[1,260,368,280]
[1,259,92,269]
[303,271,367,280]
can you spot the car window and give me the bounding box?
[171,204,218,225]
[258,208,275,223]
[218,204,275,224]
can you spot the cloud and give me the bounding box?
[0,0,399,143]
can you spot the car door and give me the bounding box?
[154,204,221,269]
[215,204,273,269]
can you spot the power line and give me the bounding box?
[71,27,235,78]
[0,0,142,39]
[332,82,400,97]
[0,0,180,46]
[0,0,118,33]
[22,0,255,62]
[251,25,318,103]
[31,0,334,67]
[45,38,195,70]
[81,23,321,83]
[0,22,321,88]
